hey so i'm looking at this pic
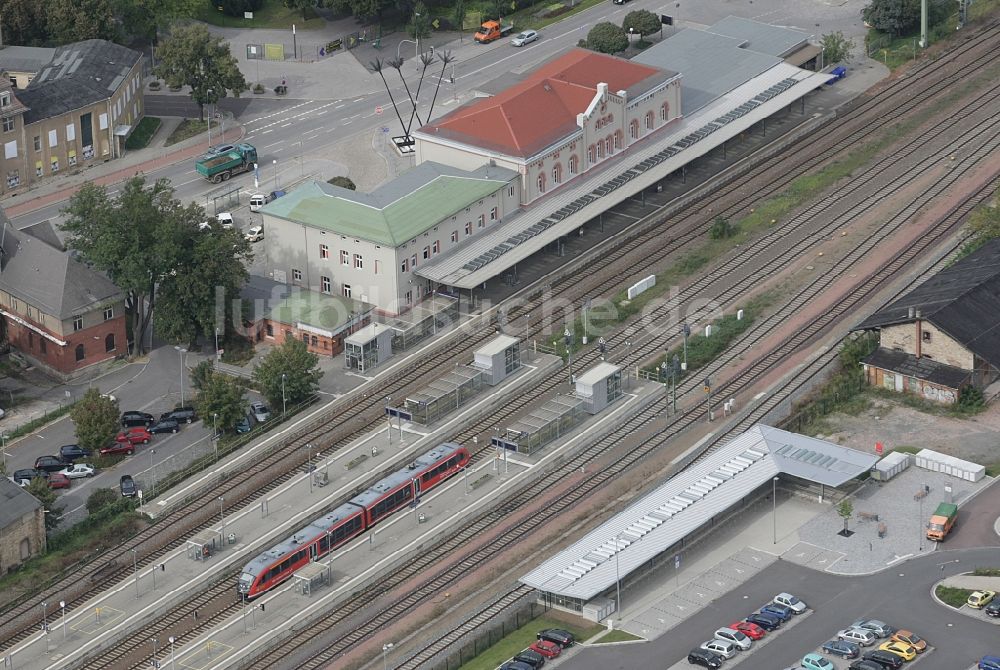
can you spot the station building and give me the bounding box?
[0,477,46,573]
[519,425,876,620]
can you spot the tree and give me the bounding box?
[153,226,251,347]
[820,31,856,64]
[86,488,120,515]
[252,338,323,411]
[70,389,120,453]
[709,216,736,240]
[622,9,661,38]
[861,0,920,36]
[283,0,315,19]
[327,176,357,190]
[191,360,215,393]
[836,498,854,536]
[61,176,194,355]
[115,0,204,42]
[409,1,432,41]
[218,0,264,15]
[958,384,985,411]
[154,24,248,121]
[47,0,119,43]
[196,371,247,434]
[0,0,49,45]
[324,0,390,21]
[586,22,628,54]
[26,478,63,531]
[452,0,467,40]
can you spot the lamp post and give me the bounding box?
[660,361,669,421]
[214,327,220,360]
[772,477,779,544]
[704,377,712,422]
[564,327,573,387]
[281,373,287,415]
[918,496,924,552]
[681,323,690,370]
[60,600,66,641]
[169,636,175,669]
[598,337,606,361]
[41,601,48,636]
[524,312,531,360]
[174,346,187,406]
[212,413,218,462]
[326,529,334,584]
[272,159,279,189]
[152,637,159,668]
[382,642,394,670]
[613,535,623,625]
[149,449,156,497]
[219,496,226,544]
[132,548,139,599]
[671,355,680,412]
[1,431,7,471]
[307,443,313,494]
[385,396,392,445]
[628,26,635,44]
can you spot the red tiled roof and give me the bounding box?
[418,49,673,158]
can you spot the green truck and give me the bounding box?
[926,502,958,541]
[195,144,257,183]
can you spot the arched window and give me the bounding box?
[605,137,612,155]
[661,101,670,121]
[597,141,604,159]
[630,119,639,140]
[587,145,596,165]
[614,130,623,149]
[75,343,85,361]
[104,333,115,353]
[645,110,654,130]
[537,172,546,194]
[569,155,578,174]
[552,163,562,184]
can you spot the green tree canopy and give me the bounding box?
[587,22,628,54]
[191,360,215,393]
[26,478,63,530]
[118,0,204,42]
[196,370,247,434]
[409,1,432,40]
[70,388,121,453]
[154,24,248,121]
[86,487,120,515]
[862,0,920,36]
[61,176,197,355]
[0,0,48,45]
[47,0,119,43]
[327,176,357,190]
[820,31,855,63]
[252,338,323,411]
[622,9,661,37]
[283,0,315,19]
[325,0,390,21]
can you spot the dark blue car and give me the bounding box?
[745,613,781,630]
[980,656,1000,670]
[822,639,860,659]
[760,603,792,622]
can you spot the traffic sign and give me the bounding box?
[375,105,383,115]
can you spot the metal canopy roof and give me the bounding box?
[520,424,877,600]
[405,365,483,406]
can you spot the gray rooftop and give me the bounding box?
[0,477,42,528]
[520,425,876,600]
[344,322,392,345]
[475,334,520,358]
[17,39,141,124]
[0,218,123,321]
[574,362,620,388]
[0,46,56,74]
[707,16,812,58]
[634,28,783,115]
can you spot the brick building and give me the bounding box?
[0,217,127,378]
[855,240,1000,403]
[0,477,46,574]
[0,40,143,195]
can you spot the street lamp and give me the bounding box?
[219,496,226,544]
[681,323,690,370]
[41,601,48,636]
[152,637,159,668]
[524,312,531,359]
[660,361,669,422]
[772,477,779,544]
[212,413,219,462]
[272,158,279,189]
[671,355,680,412]
[281,373,287,415]
[149,449,156,497]
[612,535,623,625]
[60,600,66,641]
[703,377,712,422]
[174,346,187,406]
[132,548,139,599]
[385,396,392,445]
[169,636,176,669]
[918,495,924,552]
[1,431,7,471]
[307,443,313,494]
[598,337,606,361]
[382,642,394,670]
[564,327,573,388]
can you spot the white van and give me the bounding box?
[249,194,267,212]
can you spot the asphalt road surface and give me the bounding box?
[569,547,1000,670]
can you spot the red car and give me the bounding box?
[729,621,766,640]
[116,427,151,446]
[529,640,562,658]
[100,441,136,456]
[47,473,71,490]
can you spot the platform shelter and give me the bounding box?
[344,322,394,372]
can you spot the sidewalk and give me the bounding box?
[1,118,246,219]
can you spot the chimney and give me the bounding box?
[908,307,915,319]
[915,308,921,318]
[915,308,922,358]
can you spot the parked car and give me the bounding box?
[852,619,893,637]
[713,627,751,650]
[980,656,1000,670]
[745,612,781,630]
[837,628,877,647]
[968,590,996,609]
[822,639,861,658]
[511,30,538,46]
[774,592,808,613]
[890,630,926,652]
[48,473,71,490]
[35,455,68,472]
[687,649,723,669]
[528,641,561,658]
[863,650,904,669]
[121,411,154,427]
[58,463,96,479]
[499,662,533,670]
[849,661,885,670]
[802,653,834,670]
[101,441,136,456]
[235,414,253,434]
[160,407,198,424]
[250,401,271,423]
[148,419,181,434]
[760,603,792,621]
[536,629,573,648]
[249,193,268,211]
[513,649,545,668]
[986,601,1000,618]
[116,427,152,445]
[700,639,737,659]
[877,641,916,661]
[120,474,138,497]
[268,190,286,202]
[728,621,765,640]
[11,468,46,485]
[217,212,235,230]
[59,444,92,462]
[245,225,264,242]
[205,144,236,157]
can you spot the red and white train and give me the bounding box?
[238,442,471,599]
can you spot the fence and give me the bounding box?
[426,597,547,670]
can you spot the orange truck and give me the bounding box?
[474,19,515,43]
[926,502,958,541]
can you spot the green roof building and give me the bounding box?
[261,161,519,316]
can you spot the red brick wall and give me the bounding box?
[261,316,371,358]
[6,314,128,375]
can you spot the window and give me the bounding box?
[645,110,654,130]
[422,246,430,260]
[569,155,578,174]
[321,276,331,293]
[411,254,417,268]
[374,260,380,275]
[6,170,18,188]
[605,137,612,155]
[465,222,472,236]
[508,186,514,197]
[301,332,309,344]
[292,268,303,282]
[478,214,485,228]
[35,162,42,177]
[40,338,46,354]
[630,119,639,139]
[68,152,76,166]
[614,131,622,150]
[50,157,58,173]
[405,291,412,304]
[537,173,546,193]
[311,335,318,346]
[597,141,604,159]
[342,284,352,298]
[48,129,57,148]
[28,331,33,349]
[103,306,113,320]
[553,164,562,184]
[75,344,85,361]
[451,231,458,243]
[432,241,440,254]
[320,244,330,259]
[33,136,40,152]
[265,323,274,337]
[922,331,931,342]
[2,117,14,133]
[105,333,115,352]
[587,145,595,165]
[401,258,408,273]
[661,102,669,121]
[353,253,363,269]
[73,316,83,332]
[340,250,349,266]
[490,207,497,221]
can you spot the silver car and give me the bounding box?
[836,627,877,647]
[700,639,737,659]
[250,401,271,423]
[851,619,893,637]
[511,30,538,47]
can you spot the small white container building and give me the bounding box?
[344,323,394,372]
[870,451,910,481]
[914,448,985,482]
[472,334,521,386]
[574,362,623,414]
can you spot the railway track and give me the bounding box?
[5,18,999,662]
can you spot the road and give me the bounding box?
[569,547,1000,670]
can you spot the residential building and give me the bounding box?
[0,46,55,90]
[0,217,127,378]
[0,39,143,195]
[260,162,519,316]
[0,477,46,573]
[854,240,1000,403]
[413,49,682,205]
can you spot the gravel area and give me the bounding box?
[789,466,993,575]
